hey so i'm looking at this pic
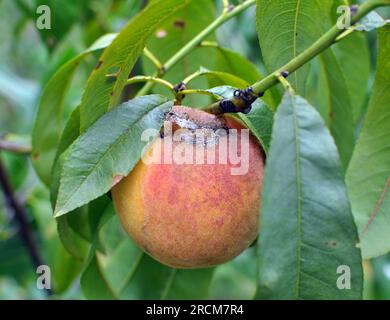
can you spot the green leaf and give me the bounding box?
[333,33,370,123]
[209,248,258,299]
[50,105,81,207]
[317,49,355,172]
[346,26,390,259]
[32,33,117,185]
[55,106,81,163]
[79,0,191,131]
[160,267,214,300]
[239,101,274,155]
[27,187,83,293]
[213,47,260,83]
[81,254,118,300]
[56,194,112,261]
[51,106,98,260]
[57,214,89,261]
[119,253,214,300]
[34,0,92,48]
[142,0,216,106]
[47,237,83,293]
[80,202,116,299]
[83,213,214,299]
[257,92,362,299]
[328,0,371,123]
[256,0,328,95]
[211,46,280,109]
[54,95,173,217]
[191,67,250,89]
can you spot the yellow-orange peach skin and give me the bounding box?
[112,106,264,268]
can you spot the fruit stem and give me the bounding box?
[204,0,389,115]
[276,73,294,93]
[135,0,256,97]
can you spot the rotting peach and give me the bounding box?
[112,105,265,268]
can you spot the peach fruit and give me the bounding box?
[112,105,264,268]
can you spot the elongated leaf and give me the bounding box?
[346,26,390,259]
[46,236,83,293]
[32,33,117,185]
[27,188,83,293]
[240,101,274,155]
[192,68,249,89]
[209,248,258,299]
[80,0,191,131]
[333,34,370,123]
[120,252,214,300]
[54,95,173,217]
[57,196,111,261]
[213,46,260,84]
[52,106,94,260]
[142,0,216,106]
[160,267,214,300]
[257,92,362,299]
[80,202,116,299]
[100,239,144,295]
[33,0,91,48]
[50,105,81,207]
[55,106,81,162]
[328,0,371,123]
[83,213,214,299]
[57,213,89,261]
[317,49,355,172]
[81,254,118,300]
[256,0,328,95]
[210,46,279,109]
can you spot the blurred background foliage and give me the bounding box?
[0,0,389,299]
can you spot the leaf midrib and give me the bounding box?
[291,94,303,299]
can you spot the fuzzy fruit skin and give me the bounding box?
[112,106,264,268]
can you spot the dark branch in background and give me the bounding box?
[0,157,52,296]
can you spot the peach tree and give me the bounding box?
[26,0,390,299]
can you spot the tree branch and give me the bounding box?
[0,157,52,296]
